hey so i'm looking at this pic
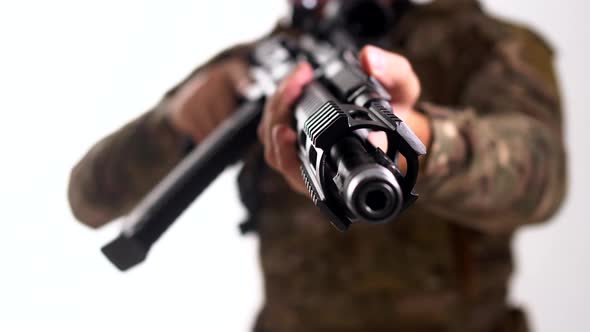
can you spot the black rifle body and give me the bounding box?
[102,14,425,272]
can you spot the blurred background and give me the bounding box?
[0,0,587,331]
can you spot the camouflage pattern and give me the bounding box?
[68,105,187,228]
[68,45,252,227]
[249,1,566,331]
[68,0,567,331]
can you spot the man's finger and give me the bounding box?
[368,131,388,152]
[260,62,313,167]
[269,62,314,124]
[273,124,307,194]
[273,125,300,171]
[359,46,420,106]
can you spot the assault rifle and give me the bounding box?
[101,0,425,271]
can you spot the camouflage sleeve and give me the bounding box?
[416,26,567,234]
[68,44,252,228]
[68,105,188,228]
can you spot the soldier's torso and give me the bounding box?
[239,1,533,331]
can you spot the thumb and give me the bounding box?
[359,46,420,107]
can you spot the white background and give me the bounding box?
[0,1,588,331]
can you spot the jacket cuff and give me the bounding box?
[416,102,471,192]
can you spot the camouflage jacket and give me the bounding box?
[68,0,567,331]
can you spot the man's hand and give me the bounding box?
[167,58,250,143]
[258,46,432,195]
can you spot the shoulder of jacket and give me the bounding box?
[490,17,558,91]
[425,2,557,77]
[495,19,555,61]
